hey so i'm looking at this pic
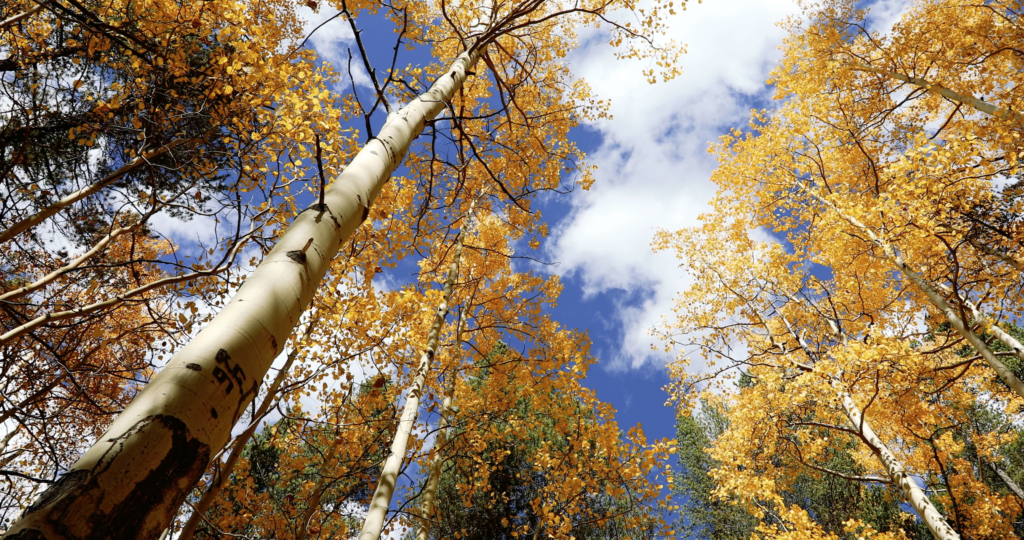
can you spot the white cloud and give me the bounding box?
[298,6,374,89]
[549,0,802,370]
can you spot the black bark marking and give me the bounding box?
[360,203,370,224]
[185,363,202,371]
[16,415,210,540]
[210,408,218,419]
[270,334,278,355]
[286,250,307,264]
[212,367,233,394]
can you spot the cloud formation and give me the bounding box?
[548,0,803,370]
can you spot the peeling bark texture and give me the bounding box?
[840,393,961,540]
[4,46,484,540]
[357,203,471,540]
[802,185,1024,400]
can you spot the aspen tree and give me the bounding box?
[5,40,483,540]
[3,0,680,535]
[415,304,466,540]
[176,314,321,540]
[656,217,1020,537]
[357,201,470,540]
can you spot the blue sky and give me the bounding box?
[299,0,816,444]
[141,0,912,468]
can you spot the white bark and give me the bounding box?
[773,312,960,540]
[847,64,1024,126]
[800,185,1024,399]
[987,460,1024,501]
[5,46,483,540]
[839,393,961,540]
[0,135,204,245]
[415,307,465,540]
[356,205,470,540]
[0,3,44,30]
[932,281,1024,365]
[177,317,318,540]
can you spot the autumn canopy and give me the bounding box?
[1,0,1023,539]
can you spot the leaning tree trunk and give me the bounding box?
[3,46,484,540]
[800,184,1024,400]
[775,312,961,540]
[846,64,1024,126]
[414,306,465,540]
[177,315,319,540]
[356,206,469,540]
[839,392,961,540]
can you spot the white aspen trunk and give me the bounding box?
[987,460,1024,501]
[0,135,205,245]
[932,281,1024,365]
[356,210,469,540]
[838,392,961,540]
[0,220,137,302]
[4,46,483,540]
[177,317,318,540]
[414,307,465,540]
[801,185,1024,399]
[774,312,960,540]
[0,3,44,30]
[846,64,1024,126]
[0,232,252,345]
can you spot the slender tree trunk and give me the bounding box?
[0,231,252,345]
[357,208,469,540]
[800,185,1024,399]
[987,459,1024,502]
[774,312,960,540]
[4,46,483,540]
[0,134,205,245]
[932,281,1024,364]
[838,392,961,540]
[0,3,45,30]
[415,306,465,540]
[177,317,319,540]
[846,64,1024,126]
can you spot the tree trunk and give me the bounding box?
[774,311,960,540]
[356,206,470,540]
[987,459,1024,502]
[415,306,465,540]
[177,317,319,540]
[839,392,961,540]
[3,46,483,540]
[846,64,1024,126]
[0,134,205,245]
[800,185,1024,399]
[0,3,45,31]
[932,281,1024,365]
